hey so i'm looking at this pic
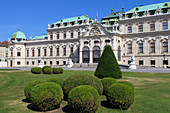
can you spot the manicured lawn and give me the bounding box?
[0,70,170,113]
[0,69,20,71]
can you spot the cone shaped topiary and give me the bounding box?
[95,45,122,79]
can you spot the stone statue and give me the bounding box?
[67,58,74,68]
[38,58,44,68]
[129,54,137,69]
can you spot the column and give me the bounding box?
[89,50,93,63]
[79,41,83,63]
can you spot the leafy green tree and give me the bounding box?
[94,45,122,79]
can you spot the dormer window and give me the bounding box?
[164,3,168,7]
[136,7,139,11]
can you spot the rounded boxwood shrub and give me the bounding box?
[43,68,52,74]
[68,85,100,113]
[24,80,45,101]
[42,66,51,74]
[101,77,117,94]
[63,74,103,98]
[46,77,63,87]
[106,83,135,110]
[58,67,64,74]
[117,81,135,92]
[95,45,122,79]
[31,67,42,74]
[30,82,63,111]
[53,67,60,74]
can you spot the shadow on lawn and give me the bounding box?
[22,98,30,103]
[62,105,79,113]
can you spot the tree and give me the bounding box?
[94,45,122,79]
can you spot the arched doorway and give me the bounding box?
[93,46,100,63]
[82,46,90,63]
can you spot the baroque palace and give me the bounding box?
[8,2,170,67]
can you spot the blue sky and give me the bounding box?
[0,0,169,41]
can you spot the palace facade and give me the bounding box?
[8,2,170,68]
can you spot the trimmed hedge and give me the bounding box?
[106,83,135,110]
[24,80,45,101]
[101,77,117,94]
[53,68,60,74]
[117,81,135,92]
[63,74,103,98]
[46,77,63,87]
[95,45,122,79]
[58,67,64,74]
[68,85,100,113]
[42,66,51,74]
[30,82,63,111]
[43,68,52,74]
[31,67,42,74]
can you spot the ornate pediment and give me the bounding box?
[89,25,101,36]
[82,23,111,37]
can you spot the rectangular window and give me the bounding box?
[56,48,59,56]
[50,34,53,40]
[71,32,73,38]
[128,44,132,53]
[32,61,34,65]
[44,61,46,65]
[44,48,47,56]
[138,25,143,32]
[70,47,73,56]
[38,49,40,57]
[32,49,35,57]
[150,60,155,65]
[57,33,59,39]
[150,42,155,53]
[163,22,168,30]
[63,61,66,65]
[63,47,66,56]
[78,32,80,37]
[138,43,143,53]
[150,23,155,31]
[163,60,168,65]
[56,61,59,65]
[163,42,168,52]
[64,33,66,39]
[128,26,132,33]
[50,61,52,65]
[17,61,20,65]
[17,49,21,56]
[27,61,29,65]
[11,49,13,57]
[139,60,143,65]
[27,49,29,57]
[50,48,53,56]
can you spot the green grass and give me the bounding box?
[0,71,170,113]
[0,69,20,71]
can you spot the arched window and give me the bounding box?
[93,46,100,63]
[82,46,90,63]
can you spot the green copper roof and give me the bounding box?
[11,28,26,40]
[32,35,48,40]
[102,12,119,19]
[53,15,94,25]
[126,2,170,13]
